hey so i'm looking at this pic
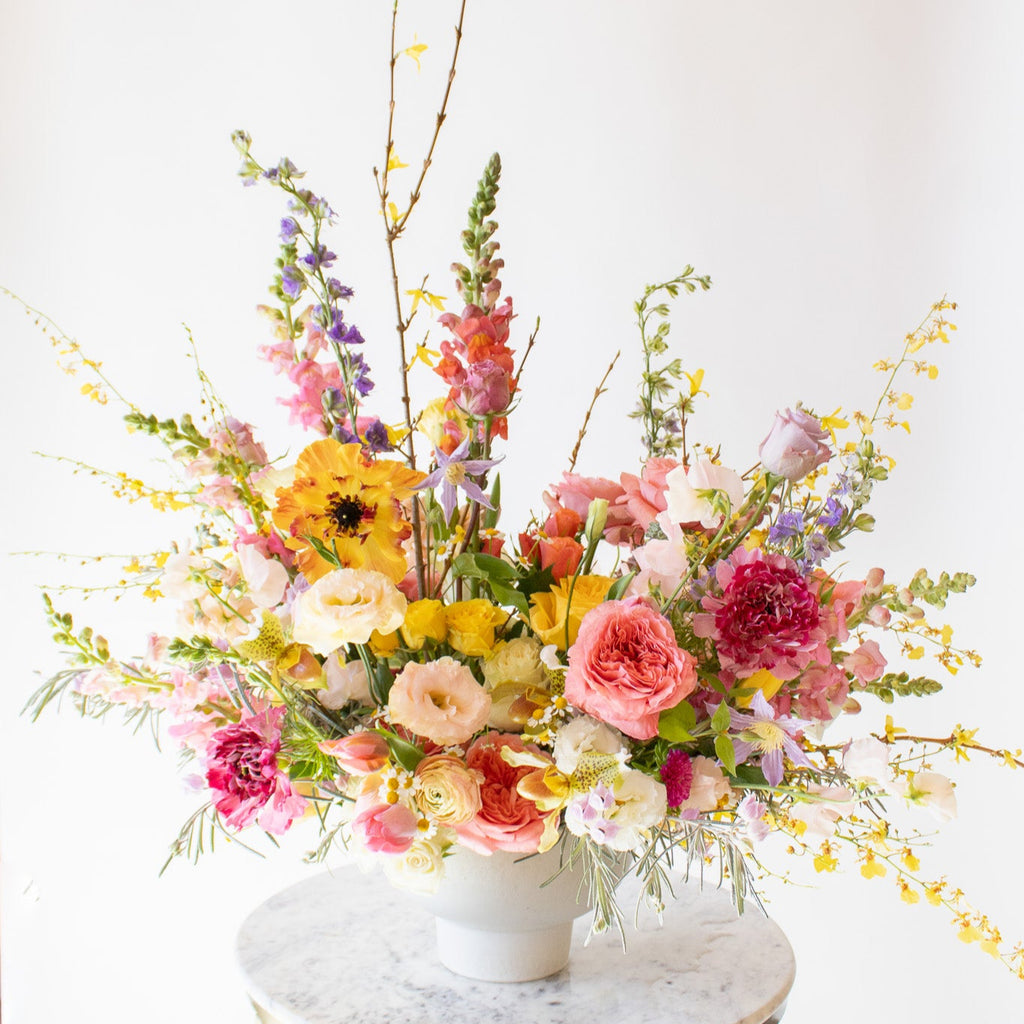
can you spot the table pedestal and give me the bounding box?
[236,866,794,1024]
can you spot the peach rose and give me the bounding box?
[387,657,491,745]
[454,732,552,854]
[414,754,484,825]
[565,596,697,740]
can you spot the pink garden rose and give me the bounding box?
[758,407,831,481]
[454,732,552,854]
[564,596,697,740]
[693,547,830,682]
[204,706,308,834]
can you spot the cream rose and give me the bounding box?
[293,569,407,655]
[387,657,492,746]
[382,835,450,894]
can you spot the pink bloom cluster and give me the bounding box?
[204,706,307,833]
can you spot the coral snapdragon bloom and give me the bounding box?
[271,439,424,583]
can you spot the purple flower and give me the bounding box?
[727,692,813,787]
[298,244,337,271]
[816,497,844,528]
[799,532,832,569]
[327,278,354,300]
[279,217,300,241]
[416,437,502,520]
[280,265,305,300]
[768,510,805,545]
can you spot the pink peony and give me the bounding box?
[565,596,697,741]
[454,732,552,854]
[204,706,307,833]
[693,548,830,682]
[618,457,679,531]
[758,407,831,481]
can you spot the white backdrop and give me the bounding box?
[2,1,1023,1021]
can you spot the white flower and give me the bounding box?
[843,736,892,785]
[604,771,667,852]
[161,553,209,600]
[553,715,628,774]
[293,569,407,655]
[318,653,371,708]
[789,784,855,839]
[663,459,744,529]
[896,771,958,823]
[236,544,290,609]
[382,836,450,894]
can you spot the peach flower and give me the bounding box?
[414,754,484,825]
[351,801,419,854]
[387,657,491,745]
[318,732,390,775]
[565,597,697,740]
[454,732,552,854]
[618,457,679,530]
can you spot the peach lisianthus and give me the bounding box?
[387,657,491,746]
[293,568,407,655]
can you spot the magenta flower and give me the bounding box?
[416,437,501,520]
[693,547,829,682]
[205,706,307,834]
[727,691,813,786]
[659,749,694,808]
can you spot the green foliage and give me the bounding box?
[451,153,503,308]
[907,569,977,610]
[863,671,944,704]
[629,268,712,459]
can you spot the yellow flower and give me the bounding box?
[401,599,448,650]
[369,629,400,657]
[271,439,424,584]
[734,668,785,707]
[528,575,614,650]
[445,599,507,656]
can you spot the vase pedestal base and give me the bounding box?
[435,918,575,982]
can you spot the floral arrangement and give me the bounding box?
[14,2,1023,976]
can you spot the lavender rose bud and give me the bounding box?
[759,407,831,481]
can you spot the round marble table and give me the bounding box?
[236,867,795,1024]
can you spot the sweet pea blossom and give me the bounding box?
[663,459,744,529]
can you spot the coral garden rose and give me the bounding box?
[454,732,553,854]
[414,753,484,826]
[293,568,407,655]
[387,657,491,746]
[204,706,307,834]
[758,407,831,482]
[693,547,829,681]
[564,597,697,741]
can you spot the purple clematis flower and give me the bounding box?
[727,691,813,787]
[416,437,502,521]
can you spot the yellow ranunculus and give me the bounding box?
[528,575,614,650]
[401,598,448,651]
[445,599,507,656]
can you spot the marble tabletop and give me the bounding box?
[236,866,795,1024]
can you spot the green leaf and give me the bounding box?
[488,581,529,615]
[711,701,731,733]
[451,552,520,582]
[714,733,737,775]
[658,701,697,742]
[375,730,425,772]
[606,572,637,601]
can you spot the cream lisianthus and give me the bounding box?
[293,568,407,655]
[605,771,668,852]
